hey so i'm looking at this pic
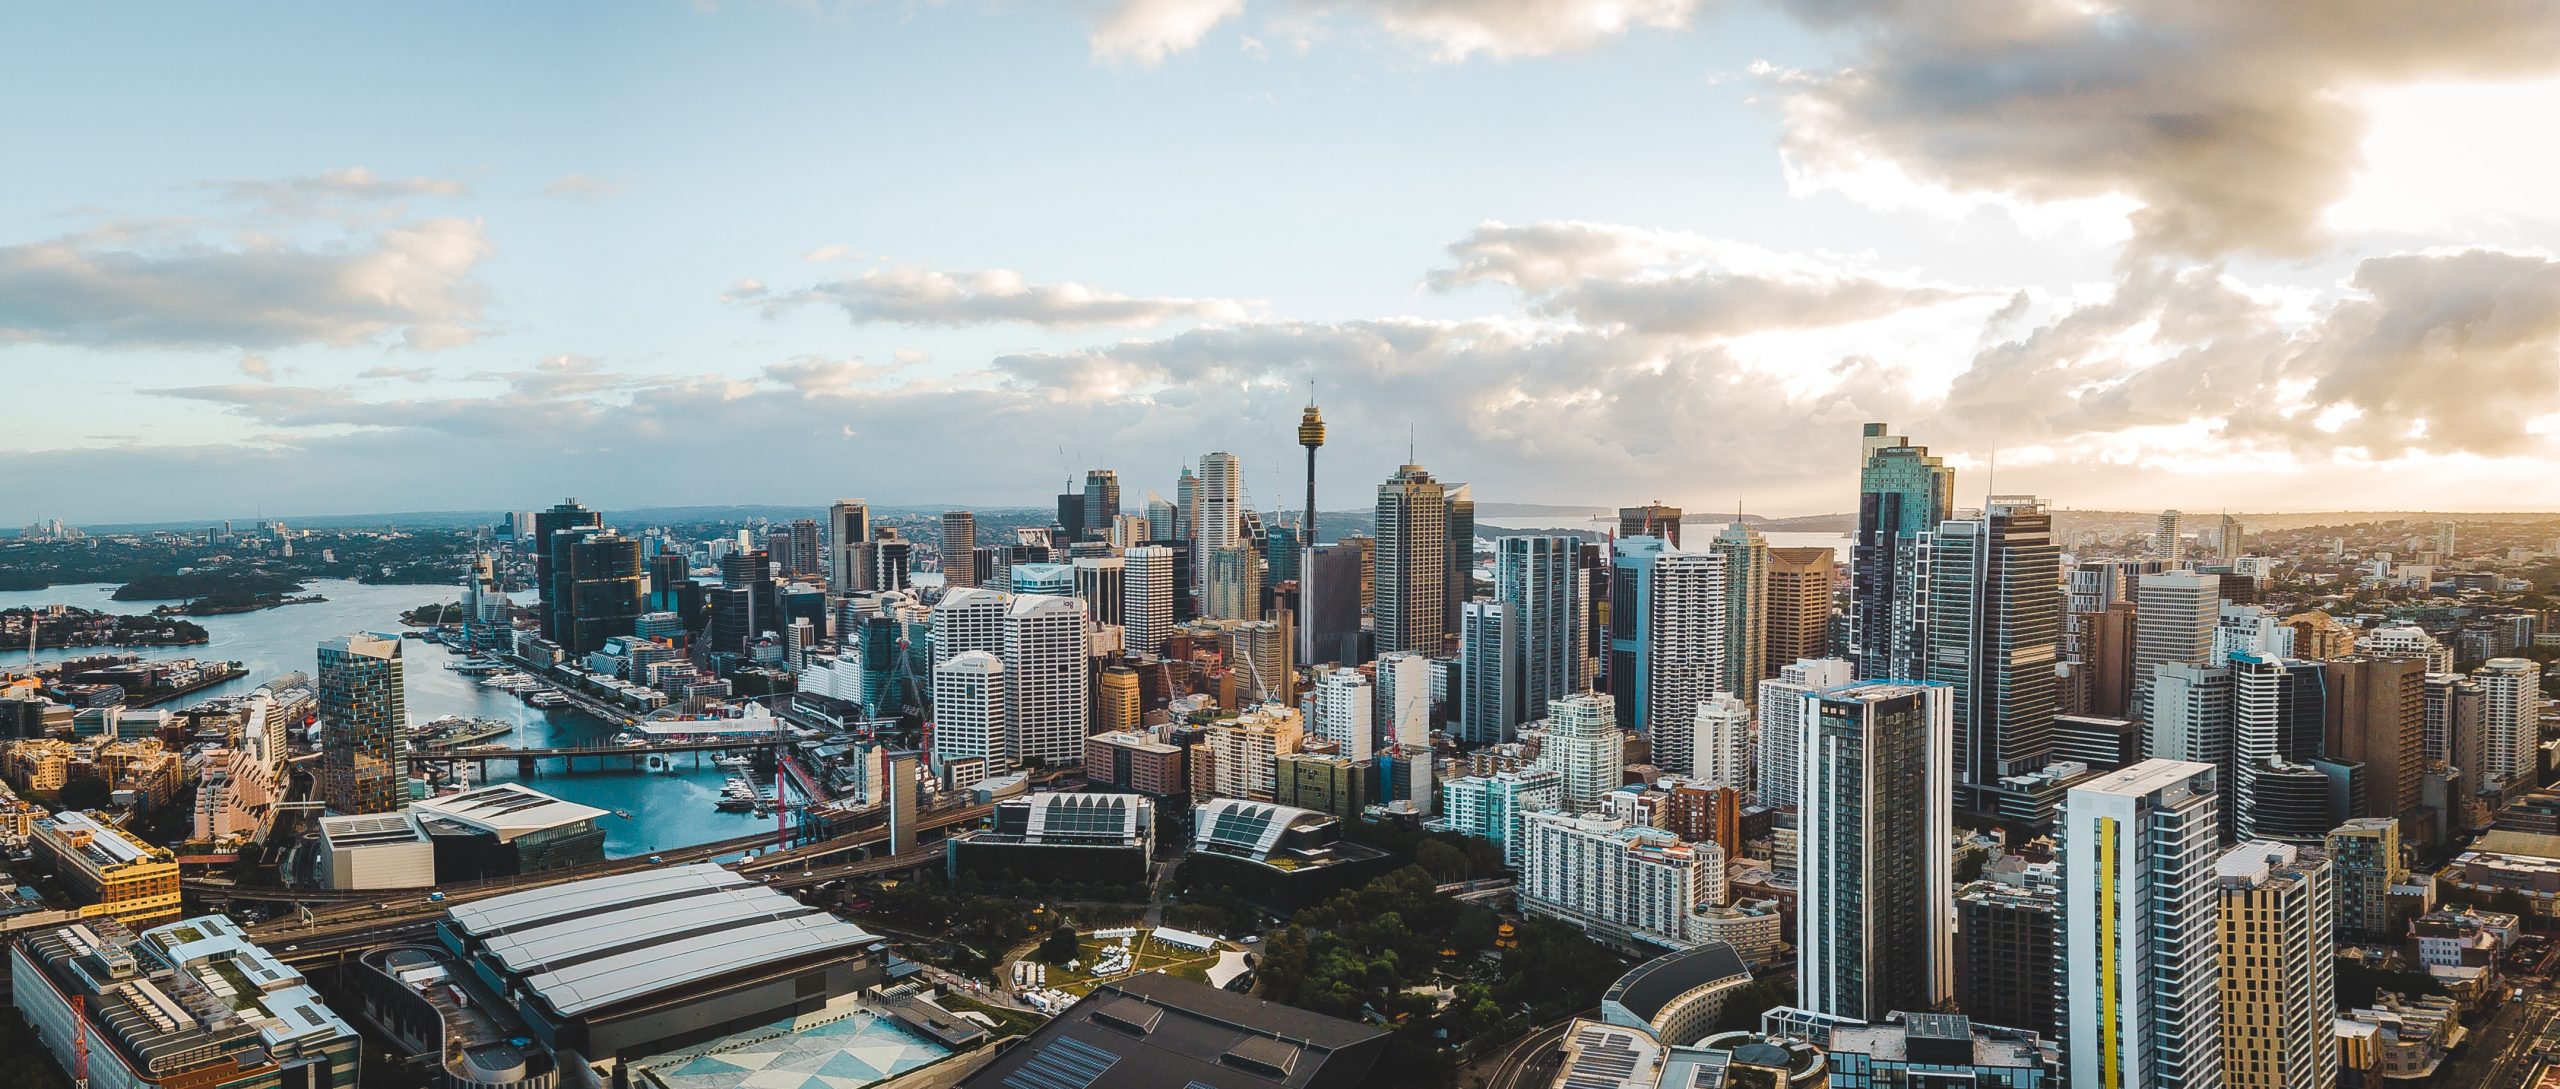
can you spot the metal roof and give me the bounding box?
[445,863,880,1017]
[412,783,609,840]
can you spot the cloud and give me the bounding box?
[357,365,435,382]
[0,217,495,351]
[803,244,856,263]
[739,263,1254,329]
[237,354,273,381]
[206,166,471,219]
[1768,0,2560,258]
[1087,0,1699,64]
[542,173,625,200]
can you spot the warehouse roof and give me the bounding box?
[412,784,608,841]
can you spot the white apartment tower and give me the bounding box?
[932,587,1010,673]
[1311,669,1376,761]
[1535,692,1627,814]
[931,651,1006,774]
[1121,545,1175,656]
[1004,594,1088,768]
[2065,759,2226,1089]
[1756,658,1854,809]
[1520,811,1724,950]
[1691,691,1752,787]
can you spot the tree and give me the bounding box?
[1415,839,1470,884]
[56,777,111,811]
[1038,925,1081,964]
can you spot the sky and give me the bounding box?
[8,1,2560,525]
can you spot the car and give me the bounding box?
[649,854,665,865]
[284,945,299,952]
[428,891,446,903]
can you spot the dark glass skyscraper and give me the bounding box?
[1925,496,2062,812]
[559,530,646,656]
[1082,469,1120,541]
[532,498,601,644]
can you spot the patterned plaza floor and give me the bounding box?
[640,1010,950,1089]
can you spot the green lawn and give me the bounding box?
[1032,930,1231,997]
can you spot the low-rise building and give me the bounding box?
[1810,1011,2055,1088]
[957,972,1385,1089]
[317,813,438,890]
[411,783,609,880]
[1187,798,1393,910]
[946,791,1154,886]
[1519,811,1724,951]
[33,809,180,924]
[1599,943,1754,1048]
[2336,992,2463,1081]
[1085,727,1191,798]
[1274,751,1368,819]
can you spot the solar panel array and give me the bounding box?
[1002,1035,1121,1089]
[1559,1026,1646,1089]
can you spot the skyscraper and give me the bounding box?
[940,511,978,589]
[318,633,407,815]
[1690,691,1750,786]
[532,498,602,645]
[784,518,821,579]
[1924,495,2062,812]
[932,587,1010,672]
[557,529,645,656]
[1375,463,1449,655]
[828,498,871,592]
[1756,658,1854,809]
[1298,543,1365,667]
[1797,681,1954,1020]
[2479,657,2541,796]
[1458,600,1516,746]
[2065,759,2225,1089]
[1073,556,1125,628]
[2216,513,2245,567]
[1619,503,1683,548]
[2149,660,2235,826]
[1606,537,1725,771]
[1005,595,1088,768]
[2215,842,2337,1089]
[1849,424,1954,683]
[2230,652,2334,844]
[1708,520,1769,701]
[1196,452,1243,579]
[1495,534,1580,731]
[1764,546,1833,676]
[709,548,774,656]
[1443,481,1475,643]
[933,651,1006,775]
[2153,509,2187,567]
[1535,692,1626,814]
[1298,396,1325,546]
[2134,571,2222,728]
[1205,545,1262,622]
[1082,469,1121,541]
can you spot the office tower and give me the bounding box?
[2064,760,2225,1089]
[1203,545,1261,622]
[2134,571,2222,727]
[1535,692,1625,814]
[2321,657,2426,822]
[558,530,646,656]
[1111,513,1148,550]
[1458,601,1517,745]
[940,511,978,588]
[2216,514,2245,566]
[873,527,913,591]
[1764,547,1833,675]
[2215,842,2337,1089]
[2153,509,2186,566]
[1443,482,1475,642]
[1519,811,1722,949]
[1849,424,1954,683]
[932,587,1010,672]
[1263,525,1301,590]
[1440,767,1562,868]
[1005,595,1089,768]
[828,498,871,591]
[2426,672,2486,788]
[532,498,602,644]
[1143,495,1175,541]
[2326,818,2405,942]
[1607,537,1726,772]
[2149,660,2235,827]
[1496,535,1580,726]
[1709,521,1769,701]
[1224,620,1292,706]
[1619,503,1683,547]
[1175,464,1199,542]
[1797,681,1953,1020]
[1375,463,1449,654]
[1298,397,1325,545]
[1082,469,1121,540]
[1072,556,1125,628]
[1377,651,1430,747]
[1054,490,1085,545]
[1311,668,1375,761]
[2231,652,2334,844]
[783,517,821,578]
[1299,543,1365,667]
[2478,658,2540,796]
[1196,452,1242,571]
[1756,658,1854,809]
[1199,706,1303,801]
[932,651,1006,775]
[1338,532,1376,612]
[1926,496,2062,811]
[1119,545,1175,656]
[1691,691,1750,786]
[1955,864,2063,1038]
[318,633,407,815]
[709,549,774,656]
[1008,562,1073,595]
[1096,665,1141,735]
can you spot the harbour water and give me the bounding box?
[0,579,773,855]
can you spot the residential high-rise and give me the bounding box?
[932,586,1010,673]
[941,511,979,588]
[1073,556,1125,628]
[828,498,871,591]
[2153,509,2187,566]
[1310,668,1375,761]
[1849,424,1953,683]
[1205,545,1261,622]
[1082,469,1121,541]
[2064,759,2225,1089]
[1375,463,1450,654]
[1619,503,1683,548]
[532,498,602,644]
[2231,653,2335,845]
[1535,692,1626,814]
[1955,864,2063,1039]
[1439,767,1561,868]
[318,633,407,815]
[2429,671,2488,795]
[2216,513,2245,567]
[1519,811,1722,949]
[1377,651,1430,748]
[1298,543,1366,667]
[1005,595,1089,768]
[1708,521,1770,702]
[2478,658,2541,796]
[1298,397,1325,545]
[2134,571,2223,728]
[2320,656,2426,823]
[2215,842,2337,1089]
[556,529,645,656]
[1121,545,1175,655]
[1458,600,1517,745]
[1691,691,1751,786]
[1224,620,1293,707]
[1925,496,2062,812]
[1497,534,1581,729]
[2326,817,2406,942]
[1756,658,1853,809]
[1196,453,1243,591]
[1764,546,1833,674]
[932,651,1006,775]
[1797,681,1953,1020]
[1607,537,1725,772]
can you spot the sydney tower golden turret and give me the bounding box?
[1298,387,1325,547]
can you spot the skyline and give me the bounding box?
[12,3,2560,523]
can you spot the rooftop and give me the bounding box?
[1603,943,1750,1028]
[411,783,608,840]
[957,972,1385,1089]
